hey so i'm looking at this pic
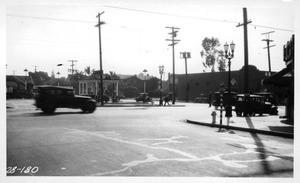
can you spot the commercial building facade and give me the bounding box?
[170,65,279,102]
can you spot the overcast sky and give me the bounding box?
[3,0,296,79]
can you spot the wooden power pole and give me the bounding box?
[166,26,180,104]
[262,31,275,76]
[237,7,252,94]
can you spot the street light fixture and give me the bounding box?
[24,69,28,90]
[24,69,28,98]
[159,65,164,105]
[223,41,235,118]
[143,69,148,93]
[57,72,60,86]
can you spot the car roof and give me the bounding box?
[236,94,265,98]
[214,91,237,94]
[254,92,275,95]
[37,85,74,91]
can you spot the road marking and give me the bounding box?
[137,136,188,145]
[63,128,283,176]
[66,128,199,159]
[91,150,281,176]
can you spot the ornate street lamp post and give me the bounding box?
[159,65,164,105]
[24,69,28,98]
[57,72,60,86]
[223,41,235,119]
[143,69,148,93]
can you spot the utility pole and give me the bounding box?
[95,12,105,106]
[237,7,252,94]
[166,26,180,104]
[262,31,275,76]
[180,52,191,102]
[68,60,78,75]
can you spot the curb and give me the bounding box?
[186,119,294,139]
[96,103,185,107]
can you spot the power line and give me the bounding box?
[8,8,294,33]
[104,5,239,24]
[252,24,293,32]
[104,5,294,32]
[7,14,94,23]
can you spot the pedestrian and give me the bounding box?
[164,95,170,106]
[208,92,212,107]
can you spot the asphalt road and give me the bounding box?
[6,99,293,177]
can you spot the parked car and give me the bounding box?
[194,94,208,103]
[135,93,152,103]
[35,85,96,113]
[235,94,278,116]
[254,92,278,106]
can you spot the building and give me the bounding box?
[263,35,294,123]
[170,65,279,101]
[78,71,119,100]
[6,75,34,99]
[121,75,161,98]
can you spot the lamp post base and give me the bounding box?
[225,105,232,117]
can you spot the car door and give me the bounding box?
[59,89,75,107]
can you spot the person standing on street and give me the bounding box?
[164,95,170,106]
[208,92,212,107]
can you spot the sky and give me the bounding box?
[3,0,297,79]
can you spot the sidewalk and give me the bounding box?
[187,106,294,138]
[96,99,185,107]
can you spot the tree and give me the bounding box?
[28,71,51,85]
[50,70,55,78]
[68,71,85,94]
[200,37,226,72]
[84,66,94,76]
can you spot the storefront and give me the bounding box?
[262,35,294,123]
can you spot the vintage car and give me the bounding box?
[135,93,152,103]
[235,94,278,116]
[194,94,208,103]
[254,92,278,106]
[35,85,96,113]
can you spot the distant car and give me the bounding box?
[194,94,208,103]
[235,94,278,116]
[97,94,110,103]
[35,85,96,113]
[135,93,152,103]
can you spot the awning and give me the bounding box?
[262,66,293,87]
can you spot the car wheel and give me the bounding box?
[41,103,56,113]
[85,101,96,113]
[236,111,242,116]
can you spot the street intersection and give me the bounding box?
[6,99,294,177]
